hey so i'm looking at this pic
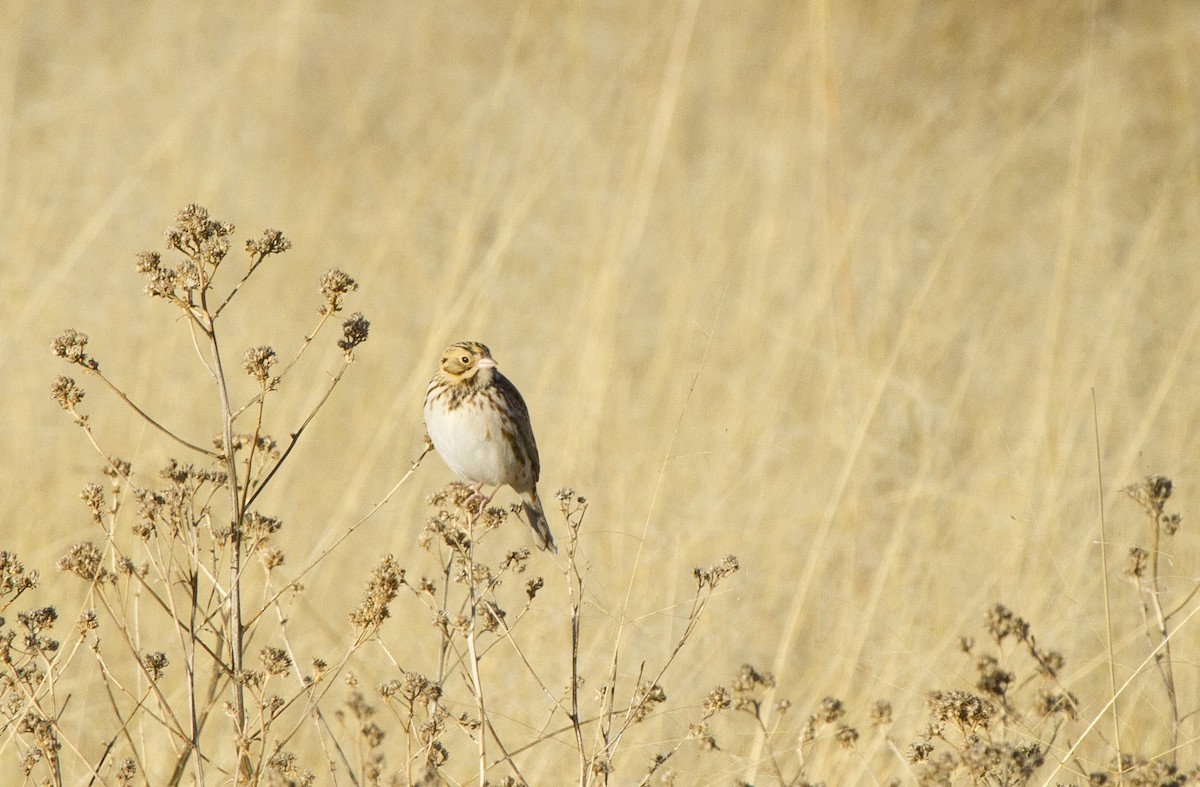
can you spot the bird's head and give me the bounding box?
[436,341,496,385]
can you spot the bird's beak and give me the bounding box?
[477,356,497,369]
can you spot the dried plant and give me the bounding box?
[22,205,380,784]
[1122,474,1195,761]
[11,205,739,785]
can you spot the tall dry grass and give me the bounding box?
[2,2,1200,783]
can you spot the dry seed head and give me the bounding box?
[57,542,115,584]
[961,741,1044,782]
[1037,649,1065,678]
[1125,546,1149,579]
[135,249,184,301]
[17,711,59,760]
[703,686,732,714]
[631,683,667,723]
[836,725,859,749]
[17,606,57,640]
[166,204,234,268]
[695,554,741,588]
[984,604,1029,644]
[243,345,278,384]
[318,269,358,314]
[350,554,404,632]
[500,549,530,574]
[1034,687,1078,719]
[975,654,1014,700]
[103,457,132,486]
[927,690,994,731]
[0,551,40,599]
[115,758,137,784]
[259,646,292,677]
[689,721,718,751]
[338,312,370,354]
[731,663,775,695]
[50,375,85,410]
[480,600,506,633]
[76,609,98,637]
[80,483,104,522]
[142,651,169,680]
[1124,474,1173,517]
[267,750,314,787]
[243,511,282,543]
[814,696,845,724]
[907,741,934,764]
[426,741,448,768]
[51,329,99,371]
[246,228,291,256]
[258,546,285,571]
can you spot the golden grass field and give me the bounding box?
[3,2,1200,784]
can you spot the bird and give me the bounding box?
[423,341,556,552]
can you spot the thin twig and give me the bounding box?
[86,369,219,458]
[244,358,350,510]
[1091,391,1121,770]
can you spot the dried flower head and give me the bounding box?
[1124,474,1173,517]
[267,750,314,787]
[731,664,775,695]
[908,741,934,764]
[76,609,99,637]
[260,646,292,677]
[243,345,278,385]
[142,651,169,680]
[56,542,115,584]
[319,269,359,315]
[51,329,99,371]
[0,551,40,603]
[259,546,285,571]
[703,686,732,714]
[870,700,893,726]
[985,604,1030,644]
[927,690,994,732]
[1034,687,1078,719]
[50,376,85,411]
[115,758,137,784]
[165,204,234,269]
[974,654,1014,700]
[814,696,845,725]
[695,554,740,588]
[628,681,667,724]
[350,555,404,633]
[135,249,185,301]
[338,312,370,355]
[104,457,132,486]
[246,228,291,257]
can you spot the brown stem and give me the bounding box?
[1147,508,1180,761]
[87,369,220,458]
[198,301,250,781]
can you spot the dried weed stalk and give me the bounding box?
[17,205,379,785]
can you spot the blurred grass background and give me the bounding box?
[3,0,1200,781]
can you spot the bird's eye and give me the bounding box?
[460,355,471,365]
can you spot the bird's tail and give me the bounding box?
[521,490,557,553]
